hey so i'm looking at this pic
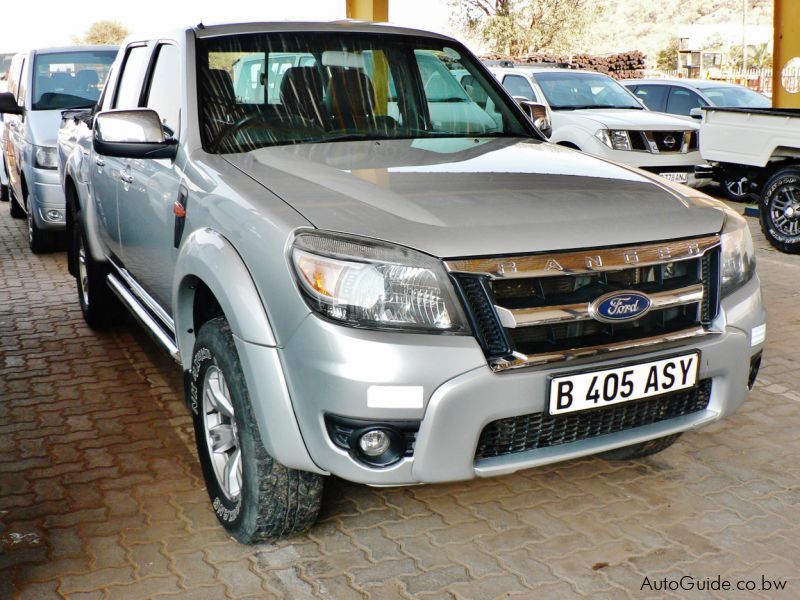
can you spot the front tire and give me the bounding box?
[600,433,682,460]
[759,167,800,254]
[27,198,52,254]
[73,221,121,329]
[9,188,24,219]
[0,183,8,202]
[189,317,324,544]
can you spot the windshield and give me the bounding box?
[197,32,530,153]
[533,71,643,110]
[32,50,116,111]
[702,86,771,108]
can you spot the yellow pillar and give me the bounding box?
[346,0,389,21]
[772,0,800,108]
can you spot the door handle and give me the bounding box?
[95,157,105,167]
[120,172,133,184]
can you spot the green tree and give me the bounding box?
[728,43,772,69]
[656,37,679,70]
[72,21,129,45]
[450,0,600,56]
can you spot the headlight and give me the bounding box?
[720,209,756,298]
[291,231,469,333]
[34,145,58,169]
[595,129,632,151]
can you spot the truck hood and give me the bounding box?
[27,109,64,148]
[555,108,699,131]
[223,137,723,258]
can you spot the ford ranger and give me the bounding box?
[51,22,765,544]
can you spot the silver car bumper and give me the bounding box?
[273,275,764,485]
[29,167,65,230]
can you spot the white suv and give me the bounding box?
[489,66,704,186]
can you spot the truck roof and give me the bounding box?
[623,78,747,90]
[191,20,455,42]
[28,45,118,55]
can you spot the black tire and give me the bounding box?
[759,167,800,254]
[189,317,324,544]
[9,188,24,219]
[73,220,121,329]
[26,198,52,254]
[720,176,750,202]
[600,433,682,460]
[0,183,8,202]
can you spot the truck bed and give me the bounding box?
[699,106,800,168]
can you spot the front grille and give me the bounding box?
[475,380,712,460]
[651,131,686,153]
[453,274,512,359]
[628,131,697,153]
[448,238,720,369]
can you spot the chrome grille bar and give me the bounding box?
[444,235,720,280]
[491,327,714,372]
[496,284,704,328]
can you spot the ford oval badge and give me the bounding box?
[589,290,652,323]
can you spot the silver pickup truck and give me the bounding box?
[49,22,765,544]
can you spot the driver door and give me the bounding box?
[118,43,182,311]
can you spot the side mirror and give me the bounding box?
[93,108,177,160]
[518,100,552,139]
[689,107,703,120]
[0,91,23,115]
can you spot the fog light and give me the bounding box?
[46,210,62,221]
[358,430,391,457]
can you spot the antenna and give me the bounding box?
[197,20,205,30]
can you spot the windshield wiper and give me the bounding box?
[429,97,469,103]
[304,133,379,143]
[551,104,642,111]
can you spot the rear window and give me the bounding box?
[32,50,116,111]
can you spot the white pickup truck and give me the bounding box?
[699,107,800,253]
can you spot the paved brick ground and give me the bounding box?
[1,194,798,599]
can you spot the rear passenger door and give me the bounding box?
[92,43,151,259]
[119,42,182,310]
[5,54,27,201]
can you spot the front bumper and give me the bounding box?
[27,167,65,230]
[274,275,764,485]
[583,137,704,187]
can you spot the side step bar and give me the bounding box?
[107,274,181,363]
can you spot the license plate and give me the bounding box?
[548,353,699,416]
[659,171,689,183]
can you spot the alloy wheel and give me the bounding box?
[202,366,242,501]
[77,234,90,307]
[770,184,800,237]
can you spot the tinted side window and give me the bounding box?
[502,74,535,101]
[145,44,180,135]
[633,85,668,112]
[114,45,151,109]
[665,88,704,116]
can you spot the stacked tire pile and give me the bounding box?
[482,51,646,80]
